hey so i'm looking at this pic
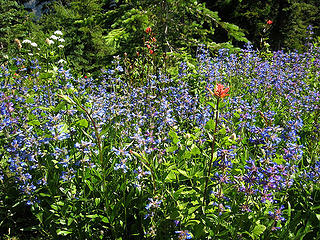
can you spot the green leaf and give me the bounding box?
[57,229,72,236]
[38,106,54,111]
[130,150,142,159]
[191,144,201,155]
[67,218,74,226]
[274,154,285,165]
[205,119,216,130]
[166,145,178,153]
[218,126,226,135]
[169,130,179,144]
[182,150,192,159]
[58,92,74,104]
[165,170,177,182]
[27,120,41,126]
[252,224,266,238]
[59,123,69,134]
[53,101,66,112]
[233,112,240,119]
[39,193,51,197]
[76,119,88,128]
[177,169,189,178]
[188,206,200,215]
[100,216,109,224]
[39,72,53,80]
[207,101,216,109]
[86,214,99,219]
[85,180,93,191]
[26,96,35,104]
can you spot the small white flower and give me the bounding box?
[54,30,63,36]
[31,42,38,47]
[58,38,65,43]
[22,39,32,44]
[46,39,54,45]
[28,53,34,56]
[58,59,66,64]
[50,35,58,40]
[58,45,64,49]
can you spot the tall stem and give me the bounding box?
[203,97,220,206]
[77,104,103,165]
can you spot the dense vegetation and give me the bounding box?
[1,0,319,72]
[1,0,320,239]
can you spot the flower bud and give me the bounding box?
[145,27,151,34]
[14,39,22,49]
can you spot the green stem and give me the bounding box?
[140,156,157,194]
[203,97,220,206]
[77,104,103,165]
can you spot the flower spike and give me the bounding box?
[206,83,230,99]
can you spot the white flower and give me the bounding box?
[46,38,54,45]
[58,45,64,49]
[31,42,38,47]
[50,35,58,40]
[58,59,66,64]
[28,53,33,56]
[54,30,63,36]
[22,39,32,44]
[58,38,65,43]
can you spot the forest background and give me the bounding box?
[1,0,319,74]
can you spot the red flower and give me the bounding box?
[145,27,151,34]
[206,83,230,99]
[267,20,273,25]
[149,49,154,54]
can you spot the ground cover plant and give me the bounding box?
[0,28,320,239]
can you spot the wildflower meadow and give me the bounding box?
[1,27,320,239]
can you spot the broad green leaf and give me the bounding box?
[252,224,266,238]
[188,206,200,215]
[27,120,40,126]
[165,170,177,182]
[100,216,109,224]
[205,119,216,130]
[169,130,179,144]
[76,119,88,128]
[167,145,178,153]
[183,150,192,159]
[191,144,201,155]
[177,169,189,178]
[26,96,34,103]
[274,154,285,165]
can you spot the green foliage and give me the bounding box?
[207,0,320,51]
[2,42,320,238]
[0,0,31,61]
[36,0,247,74]
[279,1,319,51]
